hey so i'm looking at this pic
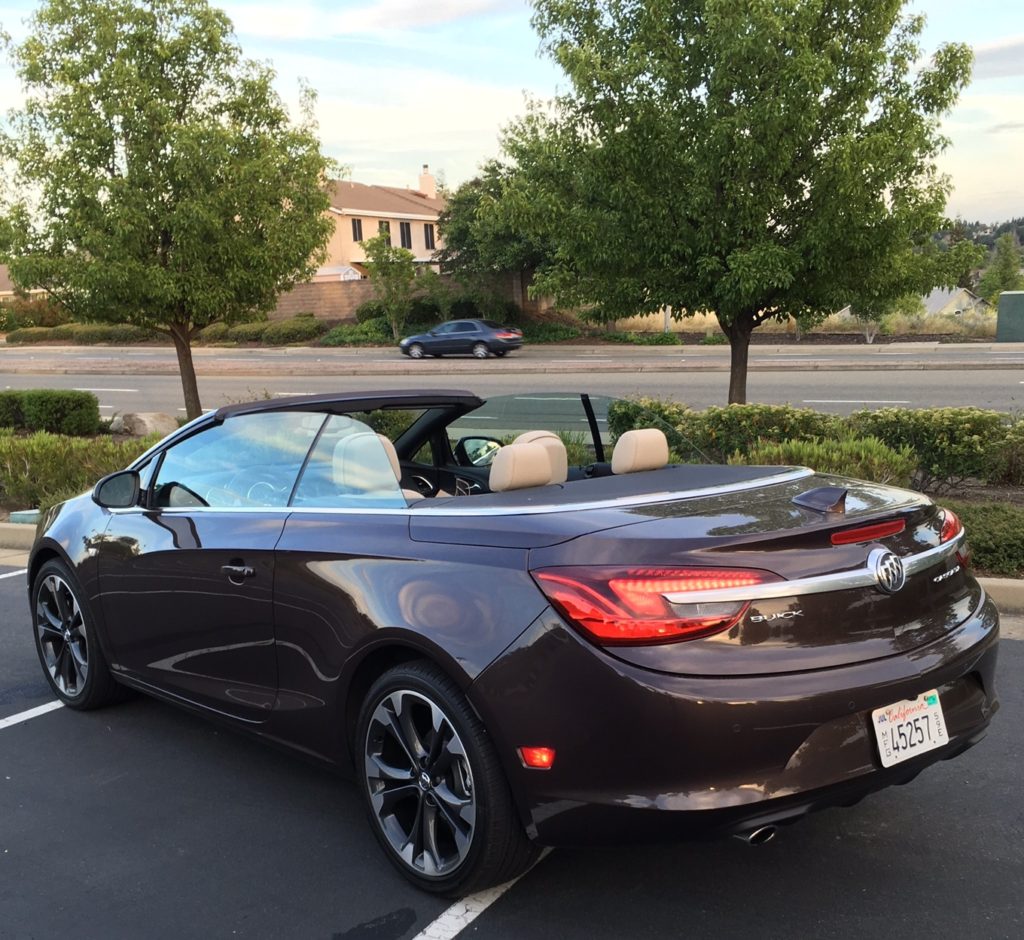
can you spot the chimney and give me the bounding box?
[418,163,436,199]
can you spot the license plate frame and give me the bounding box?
[871,689,949,768]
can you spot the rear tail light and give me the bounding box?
[830,519,906,545]
[518,746,556,769]
[496,330,520,339]
[939,509,962,543]
[532,566,780,645]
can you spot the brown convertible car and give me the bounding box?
[28,390,999,895]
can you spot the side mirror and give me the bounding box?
[92,470,140,509]
[429,329,438,336]
[455,436,504,468]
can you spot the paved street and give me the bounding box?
[1,560,1022,939]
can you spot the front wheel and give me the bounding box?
[408,343,425,360]
[472,343,489,359]
[357,661,539,896]
[32,559,127,710]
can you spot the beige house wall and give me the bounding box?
[324,210,441,267]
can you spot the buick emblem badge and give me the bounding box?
[869,548,906,595]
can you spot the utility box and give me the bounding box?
[996,291,1024,342]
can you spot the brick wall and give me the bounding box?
[270,280,377,322]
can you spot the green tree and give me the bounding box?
[977,233,1023,304]
[492,0,975,402]
[0,0,333,418]
[362,232,417,340]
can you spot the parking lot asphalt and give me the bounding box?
[2,563,1022,940]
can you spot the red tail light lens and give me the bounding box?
[496,330,520,339]
[939,509,962,543]
[830,519,906,545]
[532,566,779,645]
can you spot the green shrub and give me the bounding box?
[4,326,57,344]
[5,323,156,344]
[450,297,482,319]
[850,407,1008,493]
[699,333,728,345]
[408,296,442,325]
[354,299,387,323]
[988,420,1024,486]
[262,316,326,345]
[0,296,71,330]
[227,320,270,342]
[521,322,582,343]
[603,331,682,345]
[735,437,916,487]
[320,317,393,346]
[0,391,24,428]
[0,431,160,509]
[196,322,231,342]
[944,500,1024,577]
[0,389,100,435]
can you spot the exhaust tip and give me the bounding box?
[734,825,777,846]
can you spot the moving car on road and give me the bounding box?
[27,390,1000,896]
[398,319,523,359]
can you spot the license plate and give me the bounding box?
[871,689,949,768]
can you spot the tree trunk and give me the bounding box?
[722,315,754,404]
[169,322,202,420]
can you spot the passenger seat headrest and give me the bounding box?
[489,442,556,492]
[513,430,569,484]
[376,434,402,480]
[611,428,670,474]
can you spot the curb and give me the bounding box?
[0,519,1019,611]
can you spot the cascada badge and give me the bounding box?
[871,549,906,595]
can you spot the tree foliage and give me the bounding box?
[977,233,1023,304]
[489,0,975,402]
[0,0,333,418]
[362,232,418,340]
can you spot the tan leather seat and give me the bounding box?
[332,432,402,494]
[375,434,426,502]
[611,428,669,474]
[489,442,555,492]
[513,431,568,484]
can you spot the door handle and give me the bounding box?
[221,564,256,581]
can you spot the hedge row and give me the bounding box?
[0,432,161,510]
[5,322,157,344]
[608,400,1024,493]
[198,314,332,345]
[944,500,1024,577]
[0,389,100,435]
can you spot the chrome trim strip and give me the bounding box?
[662,531,964,606]
[106,467,814,518]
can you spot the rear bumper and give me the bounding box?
[470,596,1000,846]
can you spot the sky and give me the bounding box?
[0,0,1022,221]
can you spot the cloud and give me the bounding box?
[988,121,1024,134]
[972,36,1024,79]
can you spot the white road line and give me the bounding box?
[803,399,910,404]
[273,392,316,397]
[0,568,28,581]
[72,387,138,393]
[411,851,551,939]
[0,701,64,731]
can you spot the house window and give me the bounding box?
[399,221,412,249]
[378,220,391,244]
[424,224,435,250]
[351,219,363,242]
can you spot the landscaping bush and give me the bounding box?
[449,297,482,319]
[408,296,442,325]
[354,299,387,323]
[735,437,916,487]
[5,323,156,343]
[0,296,71,331]
[227,320,270,342]
[196,322,231,342]
[850,407,1008,493]
[0,389,100,435]
[521,322,582,343]
[262,316,327,345]
[0,431,160,509]
[603,331,682,346]
[944,500,1024,577]
[988,420,1024,487]
[4,326,57,344]
[320,317,392,346]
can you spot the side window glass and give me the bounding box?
[434,323,453,334]
[152,412,323,509]
[291,415,406,508]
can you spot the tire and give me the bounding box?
[408,343,425,360]
[356,661,539,896]
[31,559,128,710]
[472,343,489,359]
[494,350,507,357]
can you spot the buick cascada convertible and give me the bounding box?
[27,390,1000,894]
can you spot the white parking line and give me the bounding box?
[803,399,910,404]
[0,700,64,731]
[72,387,138,393]
[0,568,28,581]
[411,850,551,939]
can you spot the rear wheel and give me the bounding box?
[408,343,425,359]
[494,350,507,357]
[472,343,489,359]
[357,661,538,896]
[32,559,127,710]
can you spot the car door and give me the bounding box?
[96,411,323,721]
[427,321,459,354]
[451,321,478,354]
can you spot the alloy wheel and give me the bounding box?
[35,574,89,698]
[409,343,424,359]
[364,689,477,878]
[472,343,489,359]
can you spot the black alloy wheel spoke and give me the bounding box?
[36,575,88,697]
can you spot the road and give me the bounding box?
[2,366,1023,415]
[1,559,1021,939]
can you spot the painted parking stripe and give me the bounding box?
[0,568,28,581]
[0,701,64,731]
[803,399,910,404]
[72,387,138,393]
